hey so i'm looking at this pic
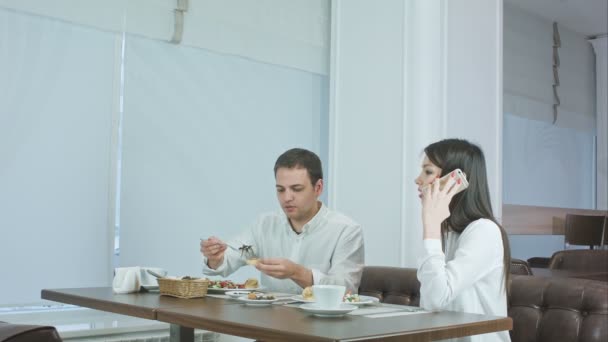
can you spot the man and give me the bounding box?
[200,148,364,294]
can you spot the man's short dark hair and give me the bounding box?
[274,148,323,185]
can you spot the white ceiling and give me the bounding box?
[505,0,608,37]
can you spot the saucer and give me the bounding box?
[299,303,357,317]
[290,295,379,306]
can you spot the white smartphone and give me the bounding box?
[424,168,469,195]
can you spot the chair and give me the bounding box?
[510,258,533,275]
[526,256,551,268]
[526,214,607,269]
[548,249,608,273]
[0,321,62,342]
[564,214,606,249]
[358,266,420,306]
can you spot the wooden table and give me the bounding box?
[531,268,608,281]
[42,287,512,342]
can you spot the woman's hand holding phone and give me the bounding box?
[421,170,466,239]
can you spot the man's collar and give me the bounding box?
[282,201,327,234]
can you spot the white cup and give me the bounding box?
[140,267,167,286]
[312,285,346,309]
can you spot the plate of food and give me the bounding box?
[288,286,315,302]
[289,288,379,306]
[225,290,254,298]
[237,292,277,306]
[342,293,380,306]
[207,278,260,293]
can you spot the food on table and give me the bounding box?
[247,292,275,300]
[343,291,360,303]
[246,258,260,265]
[302,286,314,300]
[208,279,259,289]
[244,278,259,288]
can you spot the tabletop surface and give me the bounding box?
[42,287,512,342]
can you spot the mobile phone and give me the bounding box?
[424,168,469,195]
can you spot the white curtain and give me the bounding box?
[0,9,116,305]
[118,35,327,280]
[503,4,596,132]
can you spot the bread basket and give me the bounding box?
[157,277,209,299]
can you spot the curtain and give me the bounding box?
[117,34,327,280]
[0,9,116,306]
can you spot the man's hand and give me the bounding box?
[255,258,313,288]
[200,236,226,270]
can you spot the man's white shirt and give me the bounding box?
[202,202,365,294]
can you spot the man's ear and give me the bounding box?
[314,179,324,195]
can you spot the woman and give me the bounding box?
[415,138,511,342]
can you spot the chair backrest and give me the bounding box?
[510,258,533,275]
[358,266,608,342]
[564,214,606,249]
[548,249,608,273]
[358,266,420,306]
[509,275,608,342]
[0,321,62,342]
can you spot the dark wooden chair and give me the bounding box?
[527,214,607,269]
[564,214,607,249]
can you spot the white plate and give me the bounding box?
[141,285,159,291]
[237,295,278,306]
[290,295,379,306]
[299,303,357,317]
[343,295,380,306]
[225,290,254,298]
[207,287,262,293]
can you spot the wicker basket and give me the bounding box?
[157,278,209,299]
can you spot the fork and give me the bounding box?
[200,238,240,252]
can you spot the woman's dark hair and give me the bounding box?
[274,148,323,186]
[424,138,511,294]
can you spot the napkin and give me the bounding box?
[112,266,167,294]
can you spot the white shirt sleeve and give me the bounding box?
[311,224,365,293]
[416,219,504,311]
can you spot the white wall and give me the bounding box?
[329,0,503,267]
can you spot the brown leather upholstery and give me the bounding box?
[548,249,608,273]
[564,214,607,249]
[0,321,61,342]
[511,258,533,275]
[358,266,420,306]
[526,256,551,268]
[358,266,608,342]
[509,275,608,342]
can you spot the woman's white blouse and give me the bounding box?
[417,218,511,342]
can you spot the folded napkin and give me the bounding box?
[112,266,167,294]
